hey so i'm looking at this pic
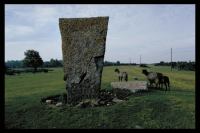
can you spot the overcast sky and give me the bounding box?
[5,4,195,64]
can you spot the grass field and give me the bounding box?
[5,65,195,129]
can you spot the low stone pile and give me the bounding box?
[45,100,64,107]
[111,81,148,93]
[41,90,130,108]
[85,93,125,108]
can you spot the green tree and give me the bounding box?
[164,62,169,66]
[43,61,50,67]
[46,62,50,67]
[104,61,108,66]
[55,59,61,67]
[21,50,43,72]
[160,61,164,66]
[5,60,22,68]
[116,61,120,66]
[58,60,63,65]
[49,58,56,67]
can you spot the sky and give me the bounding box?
[5,4,195,64]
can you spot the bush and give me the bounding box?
[139,64,149,67]
[178,62,195,71]
[177,62,195,71]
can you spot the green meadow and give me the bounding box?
[5,65,195,129]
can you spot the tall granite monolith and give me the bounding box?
[59,16,109,105]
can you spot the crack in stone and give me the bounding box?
[79,72,87,84]
[94,55,104,71]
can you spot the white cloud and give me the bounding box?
[5,41,62,61]
[5,4,195,63]
[161,36,195,49]
[5,25,35,39]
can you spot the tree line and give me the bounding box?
[104,61,136,66]
[5,50,63,71]
[154,61,195,71]
[5,49,195,72]
[5,59,63,68]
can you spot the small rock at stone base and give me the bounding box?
[112,98,123,103]
[99,101,106,105]
[56,102,63,107]
[46,100,53,104]
[76,102,87,108]
[135,125,141,129]
[100,96,106,100]
[105,99,111,103]
[107,104,110,106]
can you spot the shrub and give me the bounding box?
[139,64,149,67]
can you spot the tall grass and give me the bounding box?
[5,66,195,129]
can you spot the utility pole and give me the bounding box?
[140,55,141,65]
[171,48,172,71]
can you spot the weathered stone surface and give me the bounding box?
[59,16,109,105]
[111,81,148,93]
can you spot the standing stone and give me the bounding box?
[59,16,109,105]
